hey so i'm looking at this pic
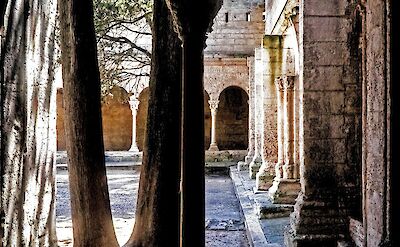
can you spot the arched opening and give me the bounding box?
[217,86,248,150]
[136,87,149,151]
[204,91,211,150]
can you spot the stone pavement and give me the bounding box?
[55,157,291,247]
[56,166,249,247]
[229,166,292,247]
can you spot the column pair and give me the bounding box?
[268,76,300,204]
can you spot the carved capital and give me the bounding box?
[274,77,285,91]
[129,99,140,112]
[208,100,219,111]
[283,76,295,90]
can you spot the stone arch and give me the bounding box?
[136,87,149,151]
[216,86,249,150]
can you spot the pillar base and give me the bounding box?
[208,143,219,151]
[284,228,339,247]
[255,161,275,190]
[129,145,139,152]
[244,153,254,164]
[285,192,347,247]
[268,178,300,204]
[249,157,262,179]
[237,161,248,171]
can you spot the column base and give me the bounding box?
[268,178,300,204]
[244,153,254,164]
[249,156,262,179]
[285,192,347,247]
[255,161,275,191]
[208,143,219,151]
[129,145,139,152]
[237,161,248,171]
[284,228,339,247]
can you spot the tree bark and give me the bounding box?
[58,0,119,246]
[1,0,58,245]
[123,0,182,246]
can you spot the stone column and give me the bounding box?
[283,77,295,178]
[129,96,140,152]
[248,48,263,178]
[276,77,285,179]
[208,99,219,151]
[245,57,255,164]
[255,36,281,189]
[239,57,255,171]
[268,76,300,204]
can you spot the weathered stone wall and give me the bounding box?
[204,0,264,56]
[362,0,392,246]
[286,0,365,245]
[204,57,249,100]
[57,87,133,151]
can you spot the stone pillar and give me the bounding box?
[255,36,281,189]
[248,48,263,178]
[245,57,255,164]
[239,57,255,171]
[276,77,285,179]
[129,96,140,152]
[268,76,300,204]
[283,77,295,178]
[208,99,219,151]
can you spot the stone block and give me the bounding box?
[303,42,349,66]
[303,16,350,42]
[303,91,345,116]
[268,178,301,204]
[303,66,345,91]
[303,0,347,16]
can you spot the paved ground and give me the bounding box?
[56,167,249,246]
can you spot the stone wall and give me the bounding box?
[57,87,133,151]
[205,0,264,56]
[285,0,369,245]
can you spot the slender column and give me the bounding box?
[129,96,140,152]
[275,77,285,179]
[249,49,263,178]
[245,57,255,164]
[255,36,282,190]
[268,76,300,204]
[283,77,295,178]
[208,99,219,151]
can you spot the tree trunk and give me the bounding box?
[57,0,119,246]
[1,0,58,245]
[123,0,182,246]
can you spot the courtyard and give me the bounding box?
[55,156,290,247]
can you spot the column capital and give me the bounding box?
[129,98,140,111]
[275,76,295,91]
[283,76,295,90]
[274,77,285,91]
[208,100,219,111]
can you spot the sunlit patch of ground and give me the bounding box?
[56,169,138,246]
[56,167,248,246]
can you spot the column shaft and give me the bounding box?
[129,97,140,152]
[208,100,219,151]
[283,78,295,179]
